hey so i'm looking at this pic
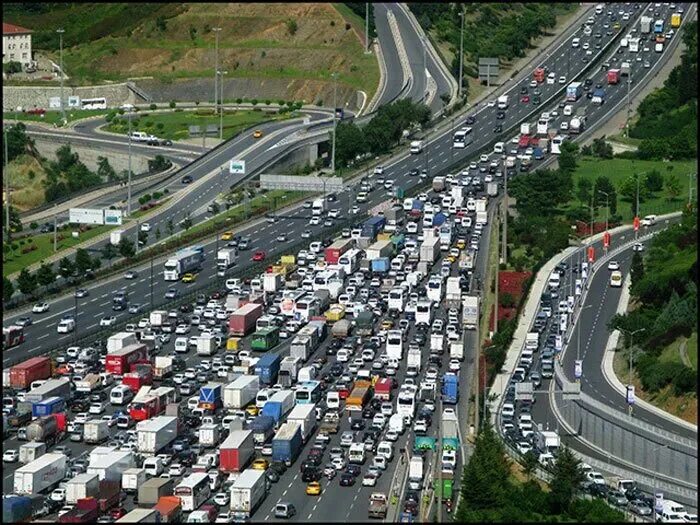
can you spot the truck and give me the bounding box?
[497,95,508,109]
[671,12,681,28]
[121,468,147,495]
[520,122,531,136]
[122,366,153,393]
[153,496,182,523]
[26,414,66,445]
[355,311,374,336]
[65,473,100,504]
[441,374,459,404]
[19,442,46,464]
[136,416,179,454]
[14,453,67,494]
[287,404,317,443]
[361,216,386,239]
[116,509,160,522]
[195,334,216,356]
[249,415,275,446]
[640,16,652,34]
[138,477,175,506]
[407,348,421,371]
[374,378,392,401]
[441,408,459,451]
[198,423,220,448]
[565,82,582,102]
[324,238,353,265]
[331,319,351,338]
[408,456,424,490]
[147,310,166,328]
[409,140,423,154]
[445,277,462,308]
[532,67,545,83]
[311,198,326,216]
[279,356,302,387]
[420,237,440,263]
[290,336,312,363]
[430,333,444,354]
[74,373,101,394]
[216,248,237,276]
[432,176,446,193]
[607,69,620,85]
[591,88,605,105]
[229,469,268,519]
[229,302,264,337]
[10,357,52,390]
[450,341,464,362]
[31,396,65,418]
[83,419,110,444]
[371,257,390,273]
[261,390,295,426]
[459,251,475,272]
[224,375,259,409]
[262,272,283,293]
[569,116,583,134]
[365,240,393,261]
[320,411,340,434]
[153,356,174,380]
[271,421,303,466]
[250,326,279,352]
[462,295,479,330]
[110,230,123,246]
[107,332,139,353]
[475,210,488,226]
[254,353,281,385]
[199,382,223,411]
[535,429,560,455]
[620,61,631,77]
[87,451,135,482]
[487,182,498,197]
[58,497,100,523]
[518,134,530,149]
[368,493,388,519]
[163,246,204,281]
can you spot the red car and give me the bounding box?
[252,250,266,262]
[110,507,127,520]
[520,95,530,103]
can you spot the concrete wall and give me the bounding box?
[32,137,150,174]
[3,83,134,111]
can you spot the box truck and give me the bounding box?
[105,344,148,376]
[220,430,255,473]
[216,248,238,276]
[198,423,221,448]
[31,396,65,418]
[462,295,480,330]
[65,473,100,504]
[136,416,179,454]
[272,422,303,466]
[117,509,160,522]
[87,451,135,482]
[229,469,268,518]
[138,477,175,506]
[107,332,139,353]
[24,378,71,404]
[121,468,147,494]
[286,404,317,443]
[83,419,110,444]
[229,303,264,337]
[249,415,276,447]
[224,375,260,409]
[10,357,52,390]
[419,237,440,263]
[19,442,46,464]
[254,353,281,385]
[261,390,295,426]
[14,453,67,494]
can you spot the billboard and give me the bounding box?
[229,159,246,175]
[67,96,81,108]
[69,208,104,225]
[49,97,61,109]
[104,209,123,225]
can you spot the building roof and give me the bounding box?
[3,23,33,36]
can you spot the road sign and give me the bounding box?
[67,96,80,108]
[104,209,123,225]
[574,360,582,379]
[515,382,533,402]
[229,159,246,175]
[69,208,104,225]
[259,174,345,192]
[626,385,635,405]
[49,96,61,109]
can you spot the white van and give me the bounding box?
[493,142,504,154]
[572,38,580,48]
[174,337,188,353]
[641,214,657,226]
[376,441,394,462]
[348,442,366,464]
[388,413,405,435]
[563,104,573,116]
[143,456,163,476]
[57,319,75,333]
[609,270,623,288]
[326,391,340,410]
[548,272,561,289]
[255,388,272,408]
[110,385,134,405]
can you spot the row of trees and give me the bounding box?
[455,422,625,521]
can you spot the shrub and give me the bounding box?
[330,20,335,26]
[345,23,351,31]
[235,98,243,104]
[278,100,286,106]
[169,100,177,108]
[11,243,18,250]
[265,100,271,105]
[150,103,157,110]
[251,99,258,105]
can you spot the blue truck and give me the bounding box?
[533,147,544,160]
[441,374,459,404]
[361,216,386,239]
[254,353,281,385]
[249,415,276,446]
[260,390,294,426]
[433,212,447,227]
[199,382,223,411]
[271,421,303,466]
[31,396,65,418]
[371,257,390,273]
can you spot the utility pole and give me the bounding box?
[422,35,427,102]
[4,124,10,239]
[436,395,443,523]
[365,3,370,53]
[598,190,609,254]
[331,72,339,174]
[625,68,632,137]
[213,27,221,129]
[57,28,66,124]
[134,220,140,254]
[53,205,58,252]
[150,255,154,309]
[494,219,499,336]
[73,287,78,344]
[635,174,640,240]
[621,328,645,416]
[501,154,508,267]
[474,286,481,434]
[458,8,464,99]
[575,305,593,382]
[127,113,133,217]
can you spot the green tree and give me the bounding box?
[558,141,579,174]
[335,121,367,168]
[75,248,93,274]
[58,257,75,279]
[97,156,117,182]
[567,497,626,522]
[576,176,592,205]
[155,227,161,241]
[101,243,117,260]
[180,213,192,231]
[593,176,615,208]
[519,451,539,481]
[5,122,33,163]
[2,205,23,234]
[286,19,298,36]
[548,446,585,514]
[3,276,14,303]
[3,60,22,74]
[36,263,56,288]
[630,250,644,288]
[16,268,37,296]
[665,173,682,200]
[644,169,664,193]
[118,237,135,259]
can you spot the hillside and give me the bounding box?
[4,3,378,107]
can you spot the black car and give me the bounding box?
[412,332,426,346]
[350,418,365,430]
[496,111,505,119]
[409,168,419,177]
[269,461,287,475]
[532,96,541,105]
[326,193,337,202]
[346,464,361,477]
[301,467,322,482]
[403,500,419,517]
[181,175,193,184]
[340,473,355,486]
[493,124,503,133]
[465,115,476,125]
[362,406,376,419]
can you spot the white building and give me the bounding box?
[3,23,33,67]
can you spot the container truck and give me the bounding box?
[74,373,101,393]
[229,469,268,519]
[332,319,351,338]
[229,303,264,337]
[450,342,464,362]
[136,416,179,454]
[83,419,110,444]
[117,509,160,522]
[153,495,182,523]
[442,408,460,451]
[107,332,139,353]
[121,468,147,494]
[105,344,148,376]
[565,82,582,101]
[261,272,282,293]
[420,237,440,263]
[365,240,393,261]
[10,357,52,390]
[640,15,652,34]
[14,453,67,494]
[65,473,100,504]
[279,356,302,387]
[261,390,295,426]
[497,95,508,109]
[324,238,353,265]
[445,277,462,308]
[311,198,326,216]
[87,451,135,482]
[487,182,498,197]
[371,257,390,273]
[220,430,255,472]
[286,404,317,443]
[224,375,259,409]
[149,310,167,327]
[19,442,46,463]
[254,353,281,385]
[163,246,204,281]
[462,295,480,330]
[248,415,276,447]
[361,216,386,239]
[271,422,303,466]
[216,248,237,277]
[31,396,65,418]
[138,477,175,506]
[58,497,100,523]
[26,414,66,445]
[154,356,174,380]
[198,423,221,448]
[441,374,459,404]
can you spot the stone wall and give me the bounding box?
[3,83,134,111]
[32,137,150,174]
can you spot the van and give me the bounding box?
[348,442,366,464]
[609,270,623,288]
[548,272,561,289]
[641,214,657,226]
[563,104,573,116]
[128,131,148,142]
[572,38,580,48]
[376,441,394,462]
[274,502,296,519]
[143,456,163,476]
[388,414,404,435]
[57,319,75,333]
[326,391,340,410]
[110,385,134,405]
[493,142,504,154]
[174,337,189,353]
[255,388,272,408]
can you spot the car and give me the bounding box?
[89,402,106,414]
[74,288,89,298]
[252,251,266,261]
[3,449,18,462]
[100,316,117,327]
[493,124,503,133]
[253,130,263,139]
[165,288,179,299]
[448,359,461,373]
[301,230,312,239]
[305,481,322,496]
[15,316,32,327]
[181,273,197,283]
[32,302,50,313]
[181,175,193,184]
[520,95,530,103]
[168,463,185,477]
[632,243,644,252]
[213,492,230,507]
[628,500,652,516]
[339,473,355,486]
[607,490,628,507]
[139,222,151,233]
[252,458,269,470]
[128,303,143,314]
[362,473,378,486]
[607,260,620,271]
[124,270,138,280]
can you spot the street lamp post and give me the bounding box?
[502,153,508,267]
[4,124,10,238]
[575,304,594,382]
[422,35,427,102]
[219,70,227,140]
[635,173,640,240]
[598,190,609,254]
[650,443,668,522]
[213,27,222,133]
[620,327,645,416]
[458,8,465,99]
[127,112,133,217]
[331,72,339,174]
[57,28,66,124]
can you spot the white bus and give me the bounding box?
[551,135,566,155]
[338,249,362,274]
[174,472,211,511]
[415,300,433,326]
[452,127,473,149]
[426,276,443,303]
[396,390,416,421]
[388,288,406,312]
[386,330,404,360]
[81,97,107,110]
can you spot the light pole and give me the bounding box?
[57,28,66,124]
[422,35,427,102]
[620,327,645,416]
[575,304,594,382]
[213,27,221,119]
[219,69,228,140]
[501,153,508,267]
[3,124,10,238]
[635,173,640,240]
[331,72,339,174]
[625,68,632,137]
[126,112,133,217]
[650,443,668,523]
[458,7,465,99]
[365,3,370,53]
[598,190,609,253]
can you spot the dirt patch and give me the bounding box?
[6,155,46,211]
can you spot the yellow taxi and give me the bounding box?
[456,238,467,250]
[221,231,234,241]
[613,22,621,30]
[306,481,322,496]
[381,319,394,330]
[245,404,259,417]
[181,273,196,283]
[253,130,263,139]
[251,458,269,471]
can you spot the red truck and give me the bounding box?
[10,356,52,390]
[228,303,263,336]
[607,69,621,85]
[58,497,99,523]
[324,238,353,265]
[374,378,392,401]
[153,495,182,523]
[533,67,545,83]
[105,344,148,376]
[518,134,530,149]
[122,367,153,393]
[97,480,120,512]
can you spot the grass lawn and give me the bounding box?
[104,109,294,142]
[5,155,47,211]
[4,108,109,125]
[687,332,698,370]
[659,333,697,371]
[568,157,697,221]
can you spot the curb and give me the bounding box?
[364,38,388,115]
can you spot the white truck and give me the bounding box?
[66,473,100,503]
[154,356,173,380]
[476,210,488,226]
[311,198,326,216]
[149,310,168,328]
[110,230,124,246]
[163,246,204,281]
[229,469,268,519]
[445,277,462,308]
[196,334,216,356]
[14,453,67,494]
[121,468,147,494]
[497,95,509,109]
[408,456,424,490]
[450,342,464,362]
[136,416,179,454]
[83,419,110,444]
[107,332,138,353]
[419,237,440,263]
[409,140,423,154]
[216,248,238,277]
[224,375,260,409]
[263,272,283,293]
[462,295,480,330]
[75,373,102,394]
[525,332,539,351]
[407,347,421,371]
[19,442,46,464]
[87,450,135,482]
[286,404,318,443]
[535,429,560,455]
[430,333,444,354]
[198,423,221,448]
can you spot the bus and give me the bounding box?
[250,327,280,352]
[452,127,473,149]
[81,97,107,110]
[338,249,362,274]
[295,380,322,405]
[426,276,443,303]
[386,330,404,360]
[551,135,565,155]
[279,290,306,318]
[415,300,433,326]
[174,472,211,511]
[397,390,416,420]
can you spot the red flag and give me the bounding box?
[587,246,595,262]
[633,216,640,231]
[603,231,611,248]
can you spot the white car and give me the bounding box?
[607,260,620,271]
[558,76,566,84]
[32,302,50,313]
[175,324,190,334]
[301,230,312,239]
[2,449,19,462]
[487,100,496,107]
[50,488,67,503]
[168,463,185,477]
[89,402,106,415]
[414,419,428,434]
[516,441,533,455]
[362,473,378,486]
[100,316,116,327]
[385,429,399,442]
[213,492,230,507]
[632,243,644,252]
[448,359,461,373]
[140,223,151,232]
[586,471,606,485]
